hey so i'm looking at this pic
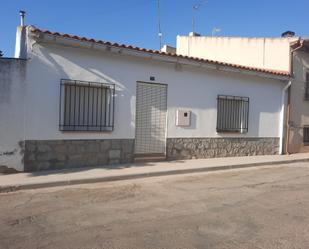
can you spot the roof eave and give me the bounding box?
[30,29,290,81]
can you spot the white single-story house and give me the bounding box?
[0,22,291,172]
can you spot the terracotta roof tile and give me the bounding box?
[31,27,290,77]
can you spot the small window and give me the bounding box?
[305,73,309,101]
[216,95,249,133]
[303,126,309,144]
[59,79,115,131]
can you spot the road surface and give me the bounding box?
[1,162,309,249]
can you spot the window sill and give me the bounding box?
[216,130,248,134]
[60,126,114,132]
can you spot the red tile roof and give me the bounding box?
[31,27,290,78]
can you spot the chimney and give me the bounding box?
[189,32,201,37]
[14,10,27,59]
[19,10,25,26]
[160,45,176,54]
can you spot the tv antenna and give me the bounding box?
[157,0,163,49]
[192,0,207,33]
[212,27,221,36]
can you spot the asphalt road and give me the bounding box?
[1,162,309,249]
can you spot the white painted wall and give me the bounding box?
[23,41,285,142]
[0,59,26,171]
[177,36,298,71]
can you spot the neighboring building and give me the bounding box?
[289,39,309,153]
[176,33,309,154]
[0,24,290,172]
[176,34,297,72]
[0,58,26,172]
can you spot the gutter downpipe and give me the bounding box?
[284,40,304,154]
[285,85,291,154]
[279,80,291,154]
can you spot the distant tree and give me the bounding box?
[0,50,3,57]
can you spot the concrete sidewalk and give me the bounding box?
[1,153,309,192]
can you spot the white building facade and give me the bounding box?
[0,26,290,172]
[177,34,309,154]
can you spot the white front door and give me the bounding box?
[135,82,167,155]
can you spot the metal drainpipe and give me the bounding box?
[280,80,291,154]
[285,40,304,154]
[285,85,291,154]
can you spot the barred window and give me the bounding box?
[305,73,309,101]
[59,79,115,131]
[304,126,309,144]
[216,95,249,133]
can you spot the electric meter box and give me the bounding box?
[176,109,191,126]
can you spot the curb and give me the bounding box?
[1,158,309,193]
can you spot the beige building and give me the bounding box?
[176,34,309,154]
[289,40,309,153]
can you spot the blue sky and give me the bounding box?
[1,0,308,57]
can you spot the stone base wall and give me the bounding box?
[167,137,279,160]
[23,137,279,171]
[24,139,134,172]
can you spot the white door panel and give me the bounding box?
[135,82,167,154]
